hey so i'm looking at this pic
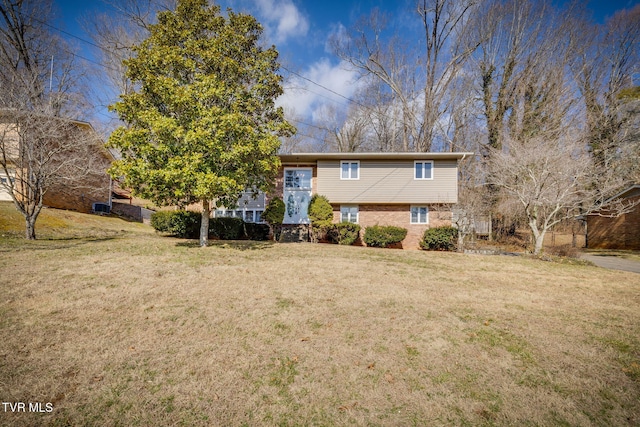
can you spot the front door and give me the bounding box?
[283,168,312,224]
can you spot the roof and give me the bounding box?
[279,152,474,163]
[602,184,640,204]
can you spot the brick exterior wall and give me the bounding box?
[332,204,453,249]
[42,155,112,214]
[587,194,640,250]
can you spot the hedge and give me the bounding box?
[327,222,361,245]
[419,226,458,251]
[150,210,269,241]
[363,225,407,248]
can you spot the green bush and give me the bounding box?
[263,197,285,226]
[209,217,244,240]
[243,222,270,241]
[150,210,173,233]
[150,210,200,238]
[327,222,361,245]
[420,226,458,251]
[263,197,285,241]
[308,195,333,242]
[363,225,407,248]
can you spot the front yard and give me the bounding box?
[0,205,638,425]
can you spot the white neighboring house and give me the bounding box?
[0,170,14,201]
[214,191,266,223]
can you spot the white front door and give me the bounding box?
[283,168,312,224]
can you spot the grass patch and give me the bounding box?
[1,210,639,425]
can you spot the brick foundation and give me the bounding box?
[332,204,452,249]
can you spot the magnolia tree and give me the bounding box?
[108,0,294,246]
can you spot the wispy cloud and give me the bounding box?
[254,0,309,44]
[278,58,363,121]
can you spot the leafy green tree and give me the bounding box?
[107,0,294,246]
[308,194,333,242]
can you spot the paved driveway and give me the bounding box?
[580,254,640,274]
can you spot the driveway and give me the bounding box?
[580,253,640,274]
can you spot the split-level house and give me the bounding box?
[216,152,472,249]
[0,111,113,214]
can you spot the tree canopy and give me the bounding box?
[108,0,295,246]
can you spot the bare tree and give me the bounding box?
[571,5,640,178]
[332,0,479,152]
[489,131,636,255]
[0,0,98,239]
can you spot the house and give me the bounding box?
[271,152,472,248]
[586,184,640,250]
[0,112,113,214]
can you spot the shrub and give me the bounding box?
[150,211,173,233]
[327,222,361,245]
[263,197,285,240]
[308,195,333,242]
[243,222,270,241]
[363,225,407,248]
[263,197,285,226]
[209,217,244,240]
[150,210,200,238]
[420,226,458,251]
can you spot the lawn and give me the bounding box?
[0,203,639,426]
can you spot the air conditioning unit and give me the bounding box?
[92,202,111,214]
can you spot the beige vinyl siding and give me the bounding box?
[316,160,458,204]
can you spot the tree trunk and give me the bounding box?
[200,200,210,247]
[25,217,36,240]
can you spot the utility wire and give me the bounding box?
[36,14,411,135]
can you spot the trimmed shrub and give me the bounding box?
[328,222,361,245]
[150,211,173,233]
[308,194,333,242]
[150,210,200,238]
[244,222,270,241]
[263,197,285,226]
[363,225,408,248]
[209,217,244,240]
[263,197,285,240]
[420,226,458,251]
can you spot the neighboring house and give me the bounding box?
[214,191,266,223]
[586,184,640,250]
[0,112,113,214]
[272,152,472,248]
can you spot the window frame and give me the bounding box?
[340,205,359,223]
[414,160,434,180]
[340,161,360,180]
[410,206,429,224]
[284,168,312,190]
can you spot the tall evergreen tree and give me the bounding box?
[108,0,294,246]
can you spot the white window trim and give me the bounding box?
[410,206,429,224]
[414,160,434,180]
[340,161,360,180]
[340,205,359,223]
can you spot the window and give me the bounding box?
[341,205,359,223]
[414,161,433,180]
[340,161,359,180]
[411,206,429,224]
[285,169,312,189]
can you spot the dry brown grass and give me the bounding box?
[1,207,639,426]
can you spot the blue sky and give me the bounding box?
[53,0,639,125]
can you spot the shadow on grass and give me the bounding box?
[175,239,275,251]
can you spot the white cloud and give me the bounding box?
[254,0,309,44]
[277,58,363,121]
